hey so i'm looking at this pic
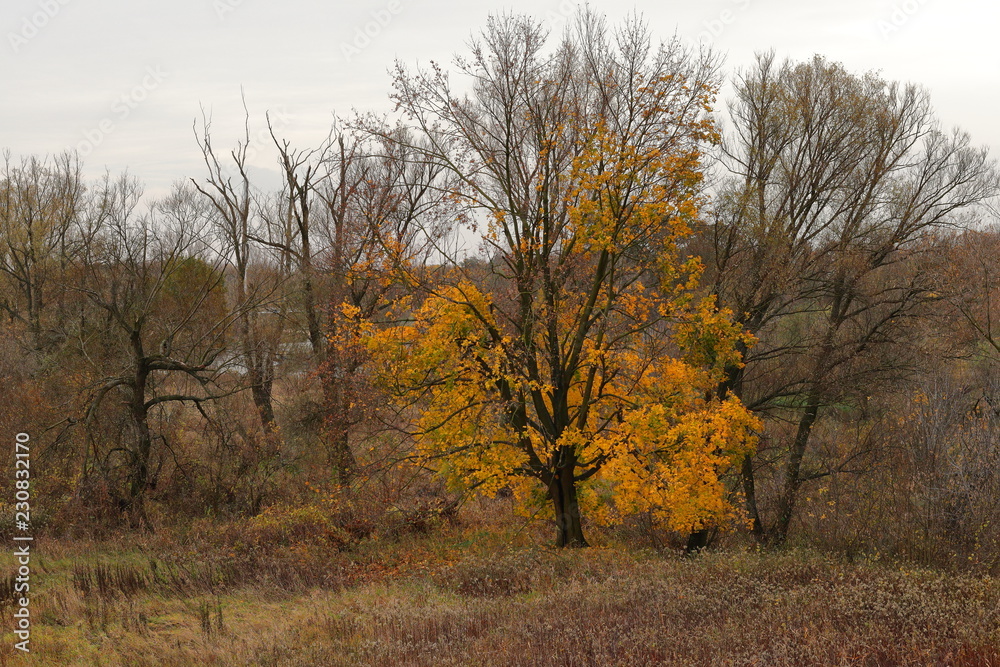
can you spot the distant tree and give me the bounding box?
[267,118,331,357]
[937,223,1000,359]
[0,151,86,351]
[192,113,283,433]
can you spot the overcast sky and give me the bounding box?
[2,0,997,198]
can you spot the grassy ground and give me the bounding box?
[1,511,999,666]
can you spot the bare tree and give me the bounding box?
[192,111,283,433]
[702,52,1000,544]
[320,125,454,481]
[74,178,236,529]
[268,118,332,357]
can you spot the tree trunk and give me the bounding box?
[321,309,360,484]
[741,453,764,540]
[549,455,588,548]
[126,413,153,532]
[685,529,710,554]
[323,363,356,484]
[299,217,322,357]
[250,365,276,433]
[126,353,153,532]
[239,300,277,434]
[26,274,43,351]
[303,271,323,356]
[328,424,356,484]
[772,391,821,545]
[688,359,763,547]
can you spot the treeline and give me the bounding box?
[2,11,999,564]
[0,112,449,532]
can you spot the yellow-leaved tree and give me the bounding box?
[365,11,760,547]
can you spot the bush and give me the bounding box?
[221,503,353,558]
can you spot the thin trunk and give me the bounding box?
[27,285,42,350]
[728,365,765,540]
[323,144,352,481]
[250,365,276,432]
[25,238,42,350]
[322,348,357,484]
[741,453,764,539]
[772,389,821,545]
[300,229,323,356]
[237,273,277,433]
[771,292,841,545]
[303,270,322,355]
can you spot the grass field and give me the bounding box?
[2,507,999,666]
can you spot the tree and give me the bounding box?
[268,117,331,357]
[367,12,758,547]
[257,118,450,481]
[316,126,452,482]
[702,53,999,544]
[74,178,235,529]
[937,223,1000,360]
[192,112,283,433]
[0,151,86,351]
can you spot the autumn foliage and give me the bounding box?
[2,7,999,567]
[365,14,759,547]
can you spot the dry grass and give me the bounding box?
[1,515,999,666]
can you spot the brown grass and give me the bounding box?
[1,513,999,666]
